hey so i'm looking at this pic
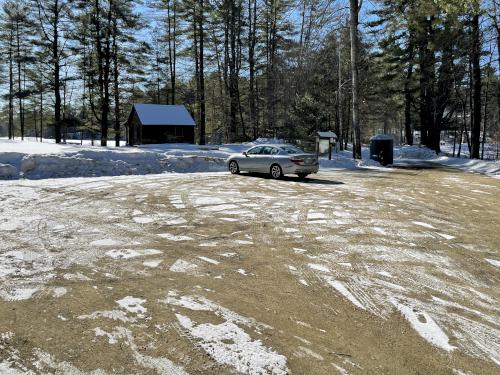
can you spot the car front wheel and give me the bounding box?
[229,160,240,174]
[270,164,283,179]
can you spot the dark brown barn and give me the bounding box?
[126,104,196,145]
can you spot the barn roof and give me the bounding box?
[132,104,196,126]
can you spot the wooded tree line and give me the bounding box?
[0,0,498,159]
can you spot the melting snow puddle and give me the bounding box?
[106,249,162,259]
[391,299,455,352]
[157,233,193,241]
[170,259,198,273]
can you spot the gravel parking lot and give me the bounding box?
[0,168,499,374]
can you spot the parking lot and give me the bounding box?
[0,168,499,374]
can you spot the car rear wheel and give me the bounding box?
[270,164,283,179]
[229,161,240,174]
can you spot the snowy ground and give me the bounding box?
[1,138,498,180]
[0,169,499,374]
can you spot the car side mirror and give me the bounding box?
[243,152,248,157]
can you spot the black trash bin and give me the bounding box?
[370,135,393,166]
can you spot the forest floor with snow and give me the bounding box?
[0,168,499,374]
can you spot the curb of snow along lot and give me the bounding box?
[0,151,227,180]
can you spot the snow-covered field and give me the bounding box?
[0,169,499,374]
[1,138,498,180]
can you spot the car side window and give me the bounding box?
[270,147,280,155]
[261,147,273,155]
[247,147,262,155]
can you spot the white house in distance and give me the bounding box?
[126,104,196,145]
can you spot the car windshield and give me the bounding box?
[279,145,305,154]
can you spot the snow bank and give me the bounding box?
[2,138,497,180]
[0,139,228,180]
[394,145,500,178]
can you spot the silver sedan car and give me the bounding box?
[227,144,319,179]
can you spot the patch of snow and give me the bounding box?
[143,259,162,268]
[198,256,220,265]
[133,216,155,224]
[105,249,162,259]
[412,221,435,229]
[325,279,366,310]
[376,271,393,278]
[308,264,331,273]
[299,279,309,286]
[176,314,289,375]
[436,233,456,240]
[234,240,254,245]
[52,287,67,298]
[485,258,500,267]
[90,239,121,247]
[391,299,455,352]
[157,233,193,241]
[116,296,147,316]
[170,259,198,273]
[0,287,39,301]
[78,310,137,323]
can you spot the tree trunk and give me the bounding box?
[404,38,414,145]
[8,28,14,140]
[112,12,120,147]
[167,0,177,104]
[418,16,435,150]
[15,18,24,140]
[248,0,258,139]
[198,0,206,145]
[338,33,344,151]
[40,80,43,142]
[470,14,482,159]
[349,0,361,159]
[53,0,62,144]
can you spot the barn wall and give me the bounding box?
[141,125,195,144]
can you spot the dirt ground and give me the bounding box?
[0,167,499,374]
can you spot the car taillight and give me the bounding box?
[290,158,304,165]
